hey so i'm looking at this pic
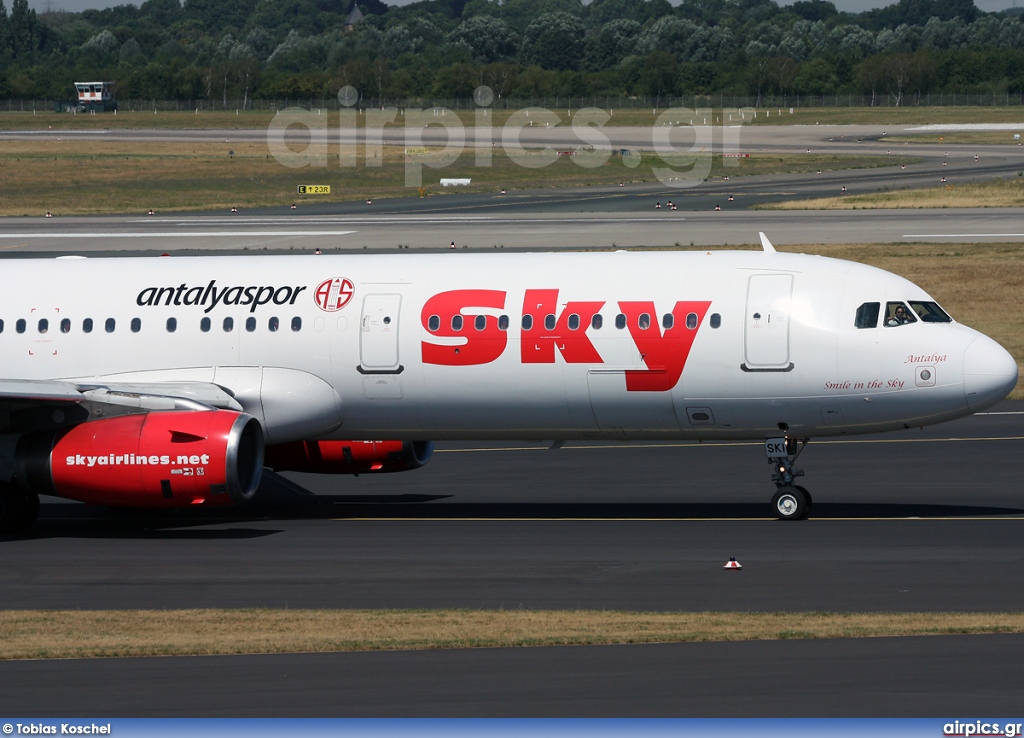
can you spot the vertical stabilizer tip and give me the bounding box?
[759,232,776,253]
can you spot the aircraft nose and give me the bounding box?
[963,335,1018,412]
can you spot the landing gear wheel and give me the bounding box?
[0,484,40,536]
[772,485,810,521]
[793,485,813,514]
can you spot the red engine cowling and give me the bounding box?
[264,440,433,474]
[17,411,264,508]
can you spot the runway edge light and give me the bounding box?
[724,557,742,570]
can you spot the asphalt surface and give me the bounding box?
[1,404,1022,715]
[6,401,1024,612]
[4,634,1024,716]
[2,207,1022,254]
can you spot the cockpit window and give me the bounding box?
[884,302,917,327]
[909,301,952,323]
[855,302,879,329]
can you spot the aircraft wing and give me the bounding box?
[0,379,89,402]
[0,378,243,411]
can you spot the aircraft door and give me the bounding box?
[743,274,794,371]
[359,294,402,373]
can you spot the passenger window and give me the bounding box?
[452,315,463,331]
[166,318,176,333]
[710,313,721,329]
[200,317,211,333]
[105,318,115,333]
[909,300,953,323]
[522,315,533,331]
[498,315,509,331]
[544,314,556,331]
[38,319,48,333]
[223,317,234,332]
[591,314,603,330]
[130,318,141,333]
[61,319,71,333]
[245,317,256,332]
[638,313,650,330]
[475,315,486,331]
[686,312,698,330]
[0,319,4,333]
[663,314,674,330]
[615,314,626,329]
[83,318,93,334]
[291,317,301,332]
[16,319,26,334]
[855,302,880,329]
[568,314,580,331]
[269,317,279,332]
[428,315,440,331]
[884,302,916,327]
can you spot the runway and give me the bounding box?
[3,635,1024,716]
[3,207,1023,253]
[1,124,1022,716]
[2,404,1023,714]
[5,402,1024,612]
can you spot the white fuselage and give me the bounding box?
[0,250,1016,442]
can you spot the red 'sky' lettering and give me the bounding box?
[521,289,604,364]
[619,301,712,391]
[421,289,507,366]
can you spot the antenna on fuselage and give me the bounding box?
[758,232,777,254]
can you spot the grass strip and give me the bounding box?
[743,106,1024,127]
[1,610,1023,660]
[756,177,1024,210]
[3,106,1024,131]
[0,139,908,215]
[881,132,1024,145]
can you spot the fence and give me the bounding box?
[8,93,1024,112]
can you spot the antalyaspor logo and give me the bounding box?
[135,277,355,314]
[314,277,355,312]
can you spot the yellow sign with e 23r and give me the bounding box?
[297,185,330,194]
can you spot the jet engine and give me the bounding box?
[264,439,434,474]
[15,410,264,507]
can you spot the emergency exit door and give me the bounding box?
[743,274,793,371]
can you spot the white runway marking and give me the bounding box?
[904,234,1024,238]
[133,217,662,225]
[907,123,1024,131]
[0,231,357,238]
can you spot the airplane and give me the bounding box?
[0,234,1016,534]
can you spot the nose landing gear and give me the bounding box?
[765,437,812,520]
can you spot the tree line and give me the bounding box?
[3,0,1024,106]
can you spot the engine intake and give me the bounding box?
[17,410,264,507]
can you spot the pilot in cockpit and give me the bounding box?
[886,304,914,327]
